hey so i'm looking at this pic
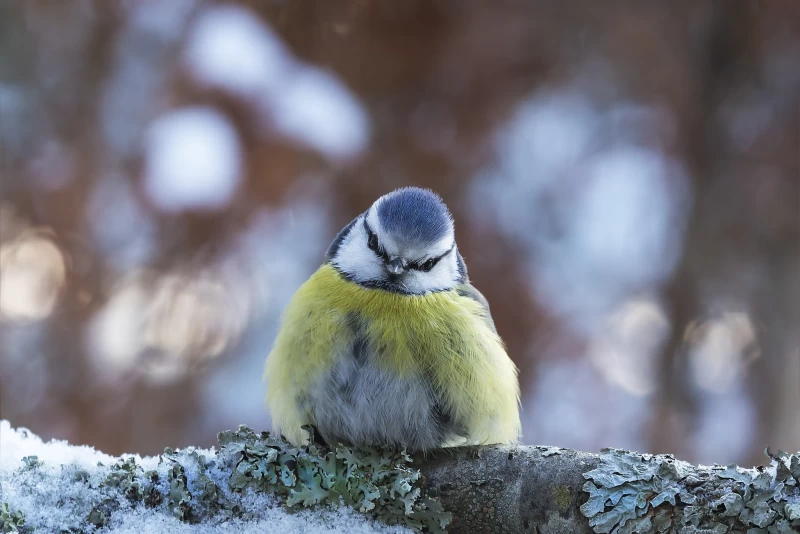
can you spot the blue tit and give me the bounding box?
[264,187,521,450]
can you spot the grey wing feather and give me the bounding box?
[456,283,498,334]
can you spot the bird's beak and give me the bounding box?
[385,257,407,275]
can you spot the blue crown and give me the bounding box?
[377,187,453,246]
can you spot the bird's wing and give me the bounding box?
[434,284,520,445]
[456,282,498,334]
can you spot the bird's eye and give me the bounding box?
[420,258,437,272]
[367,232,379,251]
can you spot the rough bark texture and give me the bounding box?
[419,446,599,533]
[418,445,800,534]
[4,423,799,533]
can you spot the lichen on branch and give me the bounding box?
[2,424,448,533]
[218,425,450,531]
[580,448,800,533]
[4,420,800,533]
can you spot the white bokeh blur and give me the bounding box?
[183,3,369,162]
[1,0,795,470]
[470,78,763,460]
[473,87,691,332]
[143,107,243,213]
[1,3,372,444]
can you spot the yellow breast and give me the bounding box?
[264,264,520,446]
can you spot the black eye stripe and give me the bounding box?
[363,216,455,270]
[410,257,437,270]
[363,218,388,260]
[409,244,455,271]
[410,257,439,272]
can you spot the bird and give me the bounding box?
[264,187,520,450]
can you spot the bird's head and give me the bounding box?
[328,187,466,294]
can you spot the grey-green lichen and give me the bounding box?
[6,425,449,533]
[537,446,565,458]
[86,456,170,528]
[220,425,451,532]
[1,502,27,533]
[20,457,42,471]
[580,447,800,533]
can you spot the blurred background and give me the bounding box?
[0,0,798,467]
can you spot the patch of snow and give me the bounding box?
[0,420,117,477]
[0,420,411,533]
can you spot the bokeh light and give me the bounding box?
[0,1,797,466]
[0,222,67,323]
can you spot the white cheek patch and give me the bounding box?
[332,215,385,282]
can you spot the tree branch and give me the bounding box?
[419,445,599,533]
[2,422,799,533]
[420,445,800,533]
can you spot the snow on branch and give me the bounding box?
[2,420,799,533]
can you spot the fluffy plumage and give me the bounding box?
[264,187,521,450]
